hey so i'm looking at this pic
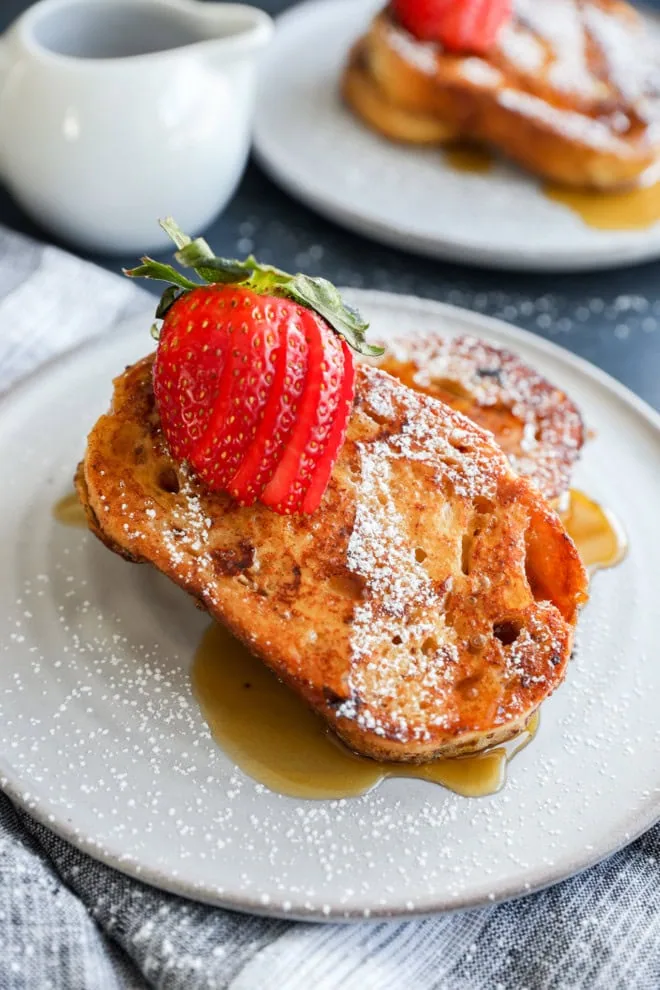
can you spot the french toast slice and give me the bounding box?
[370,333,584,503]
[77,356,588,763]
[343,1,660,189]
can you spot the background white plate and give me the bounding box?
[1,291,659,921]
[254,0,660,272]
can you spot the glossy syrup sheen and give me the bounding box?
[561,489,627,574]
[443,145,493,174]
[441,145,660,230]
[53,492,87,527]
[545,181,660,231]
[192,623,538,800]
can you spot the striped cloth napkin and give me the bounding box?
[0,224,658,990]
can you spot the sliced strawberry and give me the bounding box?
[393,0,453,41]
[260,313,345,515]
[302,341,355,515]
[189,288,283,490]
[229,309,308,506]
[393,0,511,53]
[438,0,511,53]
[127,219,384,515]
[153,286,231,461]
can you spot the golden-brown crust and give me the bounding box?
[370,333,585,502]
[78,356,588,763]
[343,3,660,189]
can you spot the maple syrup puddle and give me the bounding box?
[52,492,87,528]
[545,180,660,231]
[192,490,624,800]
[441,145,660,230]
[443,144,493,174]
[51,484,623,799]
[192,623,538,801]
[560,489,627,575]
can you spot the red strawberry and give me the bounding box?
[187,288,283,490]
[302,339,355,514]
[229,316,308,506]
[125,219,382,515]
[393,0,511,54]
[152,288,231,461]
[260,311,345,514]
[393,0,453,41]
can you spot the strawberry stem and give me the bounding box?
[124,218,384,357]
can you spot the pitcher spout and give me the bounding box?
[166,0,273,62]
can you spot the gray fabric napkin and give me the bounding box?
[0,225,659,990]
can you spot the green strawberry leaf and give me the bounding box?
[283,274,382,357]
[123,259,199,292]
[155,284,185,320]
[125,218,384,357]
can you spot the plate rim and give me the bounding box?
[254,0,660,273]
[1,291,659,922]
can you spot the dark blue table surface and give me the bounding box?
[2,0,660,410]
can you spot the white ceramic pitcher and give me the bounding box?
[0,0,273,253]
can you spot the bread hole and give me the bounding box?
[493,619,522,646]
[421,636,438,655]
[448,429,472,454]
[328,574,363,600]
[157,466,180,494]
[368,409,390,427]
[323,687,345,707]
[392,634,403,646]
[456,675,481,699]
[473,496,494,514]
[461,534,472,575]
[415,547,427,563]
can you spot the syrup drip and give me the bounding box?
[560,488,627,575]
[545,181,660,231]
[52,492,86,528]
[443,144,493,174]
[441,145,660,230]
[192,623,538,801]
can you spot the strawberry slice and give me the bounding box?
[393,0,453,41]
[260,312,345,514]
[302,340,355,514]
[153,287,231,461]
[393,0,511,54]
[189,289,282,490]
[125,219,383,516]
[229,312,308,506]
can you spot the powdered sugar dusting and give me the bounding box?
[339,431,457,741]
[498,20,545,74]
[458,58,503,89]
[377,333,584,501]
[498,88,628,152]
[331,367,576,746]
[386,22,438,75]
[515,0,599,98]
[584,2,660,114]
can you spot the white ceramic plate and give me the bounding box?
[1,290,659,921]
[254,0,660,272]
